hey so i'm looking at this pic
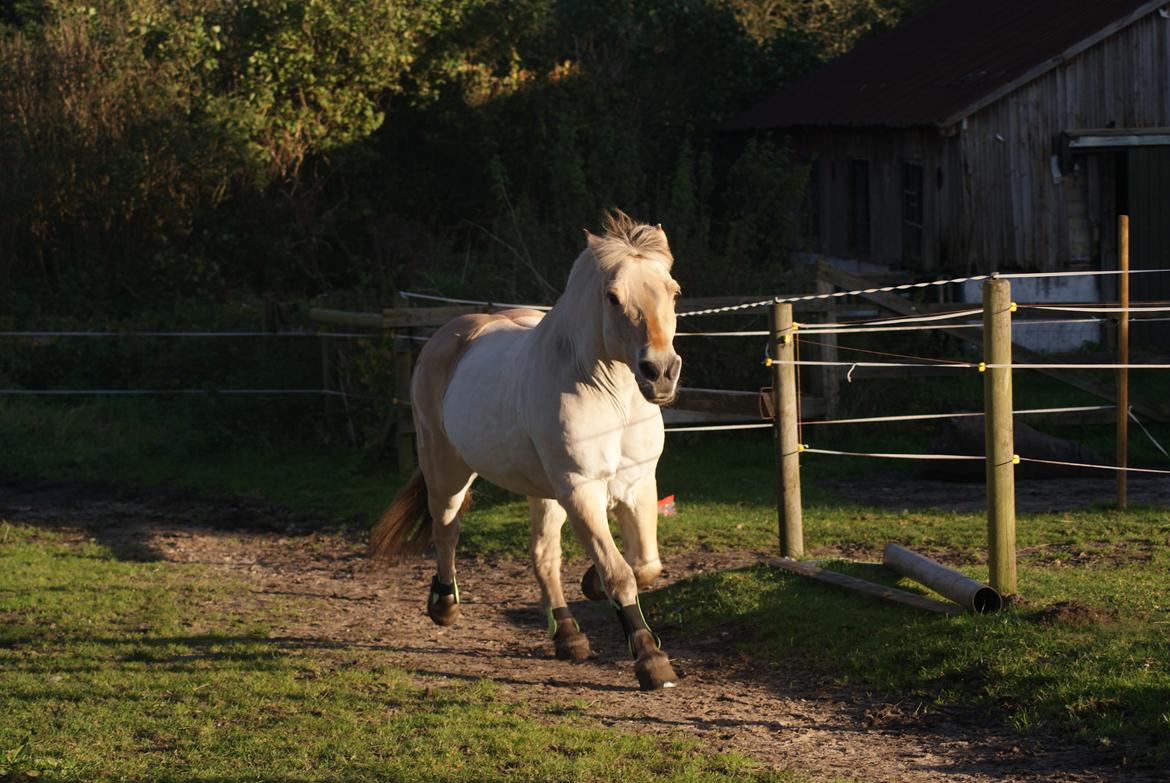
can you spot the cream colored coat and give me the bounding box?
[396,212,684,689]
[411,216,682,614]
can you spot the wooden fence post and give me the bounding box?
[320,336,337,419]
[983,278,1016,595]
[1117,215,1130,510]
[772,301,803,558]
[392,327,417,474]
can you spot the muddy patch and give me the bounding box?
[1030,601,1116,627]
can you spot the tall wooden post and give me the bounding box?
[772,301,803,557]
[392,329,417,473]
[983,279,1017,595]
[1117,215,1130,510]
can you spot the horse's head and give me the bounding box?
[587,211,682,405]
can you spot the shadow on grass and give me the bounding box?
[0,477,356,562]
[0,473,542,563]
[646,562,1170,773]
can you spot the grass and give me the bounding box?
[2,381,1170,768]
[0,524,804,783]
[643,528,1170,757]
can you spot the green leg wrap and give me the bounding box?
[546,606,579,639]
[429,574,459,605]
[612,596,661,657]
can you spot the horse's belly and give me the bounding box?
[441,345,554,499]
[455,431,553,499]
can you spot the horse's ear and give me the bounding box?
[583,228,603,249]
[656,224,672,258]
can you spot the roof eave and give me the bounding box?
[937,0,1167,129]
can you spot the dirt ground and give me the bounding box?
[1,479,1159,783]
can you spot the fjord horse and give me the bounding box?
[371,211,682,690]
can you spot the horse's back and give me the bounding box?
[413,309,544,396]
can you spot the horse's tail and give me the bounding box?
[369,470,432,564]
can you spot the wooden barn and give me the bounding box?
[727,0,1170,297]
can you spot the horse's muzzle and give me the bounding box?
[636,352,681,405]
[639,385,676,406]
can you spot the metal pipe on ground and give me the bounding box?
[882,543,1003,614]
[769,558,962,616]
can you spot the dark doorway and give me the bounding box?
[1125,146,1170,343]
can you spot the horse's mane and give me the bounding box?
[536,210,673,382]
[590,210,673,271]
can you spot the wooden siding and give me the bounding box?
[789,10,1170,274]
[792,127,964,273]
[960,10,1170,271]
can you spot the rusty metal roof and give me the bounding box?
[726,0,1166,130]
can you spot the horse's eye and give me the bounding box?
[606,291,621,306]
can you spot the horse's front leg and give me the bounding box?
[529,497,592,661]
[561,482,678,691]
[583,476,663,597]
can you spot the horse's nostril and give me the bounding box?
[665,356,681,382]
[638,360,660,381]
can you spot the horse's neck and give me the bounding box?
[534,256,635,400]
[537,304,632,393]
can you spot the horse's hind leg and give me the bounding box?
[529,498,591,661]
[420,443,475,627]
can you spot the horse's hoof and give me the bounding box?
[427,595,460,627]
[634,648,679,691]
[580,565,606,601]
[554,627,592,662]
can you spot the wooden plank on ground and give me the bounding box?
[819,267,1170,423]
[769,558,963,615]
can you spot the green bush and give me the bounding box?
[0,0,447,295]
[1,0,938,310]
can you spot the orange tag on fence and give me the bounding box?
[657,495,677,516]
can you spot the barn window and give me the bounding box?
[804,160,821,250]
[848,159,871,251]
[902,162,924,265]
